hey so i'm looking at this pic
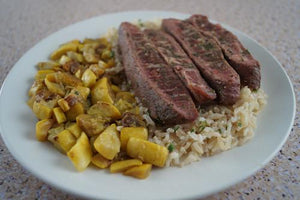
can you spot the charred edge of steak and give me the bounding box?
[144,29,217,105]
[118,22,198,125]
[162,18,240,105]
[188,15,261,90]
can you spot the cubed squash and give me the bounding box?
[126,138,168,167]
[45,74,65,96]
[53,107,67,124]
[33,101,53,120]
[65,102,85,121]
[35,70,55,80]
[91,77,114,104]
[110,159,142,173]
[67,132,92,171]
[81,69,97,87]
[36,119,54,141]
[76,114,107,136]
[91,153,111,169]
[50,42,77,60]
[123,164,152,179]
[120,127,148,150]
[93,124,120,160]
[58,98,70,112]
[66,123,82,138]
[87,101,121,120]
[56,130,76,153]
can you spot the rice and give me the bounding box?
[104,19,268,167]
[147,87,267,167]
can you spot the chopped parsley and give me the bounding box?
[74,91,79,95]
[238,122,242,127]
[138,19,144,27]
[218,129,222,133]
[168,144,174,152]
[190,128,195,132]
[197,121,208,133]
[110,50,115,58]
[173,125,180,132]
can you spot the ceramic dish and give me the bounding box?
[0,11,295,200]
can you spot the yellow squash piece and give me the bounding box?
[111,85,121,93]
[93,124,120,160]
[50,42,77,60]
[76,114,107,136]
[123,164,152,179]
[91,77,114,104]
[57,98,70,112]
[120,127,148,150]
[36,119,54,141]
[81,69,97,87]
[110,159,142,173]
[35,70,55,80]
[87,101,121,120]
[116,92,136,104]
[37,61,60,70]
[127,138,168,167]
[53,107,67,124]
[91,154,111,169]
[73,86,90,100]
[89,64,104,78]
[56,130,76,153]
[115,99,134,114]
[66,123,82,138]
[47,125,66,153]
[66,51,84,63]
[32,101,53,120]
[67,132,92,172]
[45,74,65,96]
[65,102,85,121]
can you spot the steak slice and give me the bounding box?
[118,22,198,125]
[188,15,260,90]
[162,19,240,105]
[144,29,216,105]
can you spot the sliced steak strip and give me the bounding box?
[162,19,240,105]
[145,29,216,105]
[118,22,198,125]
[188,15,260,90]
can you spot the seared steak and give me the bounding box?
[162,19,240,105]
[118,22,198,125]
[188,15,260,90]
[145,29,216,105]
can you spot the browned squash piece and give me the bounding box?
[110,159,142,173]
[91,153,111,169]
[76,114,107,136]
[67,132,92,172]
[87,101,121,120]
[123,164,152,179]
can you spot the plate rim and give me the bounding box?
[0,10,296,200]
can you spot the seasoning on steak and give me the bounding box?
[188,15,260,90]
[118,22,198,125]
[162,19,240,105]
[144,29,216,105]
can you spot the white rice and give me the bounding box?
[104,19,268,167]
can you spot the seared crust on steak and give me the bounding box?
[118,22,198,125]
[162,19,240,105]
[188,15,260,90]
[145,29,216,105]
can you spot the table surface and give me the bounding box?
[0,0,299,199]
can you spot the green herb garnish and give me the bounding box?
[138,19,144,27]
[168,144,174,152]
[238,122,242,127]
[173,125,180,132]
[110,51,115,58]
[197,121,208,133]
[74,91,79,95]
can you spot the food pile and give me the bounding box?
[27,15,267,179]
[28,37,168,179]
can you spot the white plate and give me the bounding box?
[0,11,296,200]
